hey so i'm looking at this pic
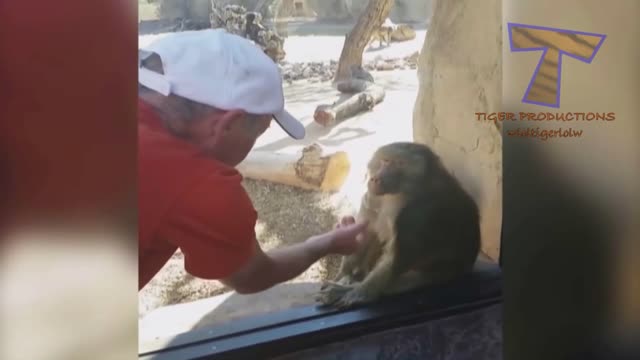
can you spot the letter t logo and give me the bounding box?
[507,23,606,108]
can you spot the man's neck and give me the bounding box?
[138,93,192,140]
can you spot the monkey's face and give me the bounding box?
[366,158,408,195]
[366,144,430,195]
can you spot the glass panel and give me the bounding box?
[138,0,501,349]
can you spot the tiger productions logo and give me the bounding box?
[507,23,606,109]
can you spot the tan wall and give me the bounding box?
[412,0,503,261]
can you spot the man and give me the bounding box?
[138,29,367,292]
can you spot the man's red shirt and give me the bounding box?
[138,100,256,290]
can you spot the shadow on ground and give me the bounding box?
[193,282,322,331]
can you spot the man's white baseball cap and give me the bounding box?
[138,29,305,140]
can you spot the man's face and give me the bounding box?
[223,113,272,166]
[182,108,272,167]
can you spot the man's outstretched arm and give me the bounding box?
[220,219,366,294]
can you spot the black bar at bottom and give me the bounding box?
[140,261,502,360]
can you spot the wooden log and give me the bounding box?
[236,143,350,192]
[314,83,386,127]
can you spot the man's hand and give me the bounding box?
[308,216,368,256]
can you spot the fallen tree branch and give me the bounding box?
[314,79,386,127]
[236,143,351,192]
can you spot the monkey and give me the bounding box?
[316,142,481,309]
[367,18,395,49]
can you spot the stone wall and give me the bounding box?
[412,0,502,261]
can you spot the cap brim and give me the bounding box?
[273,109,305,140]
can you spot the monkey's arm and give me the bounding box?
[329,229,381,286]
[317,240,396,308]
[318,198,438,308]
[318,208,399,308]
[329,199,378,285]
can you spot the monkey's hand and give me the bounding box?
[334,287,373,309]
[319,274,354,291]
[316,282,373,309]
[319,280,341,291]
[315,282,353,307]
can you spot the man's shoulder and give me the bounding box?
[179,170,254,218]
[163,170,257,253]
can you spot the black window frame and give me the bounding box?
[139,261,502,360]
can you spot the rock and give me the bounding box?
[276,54,420,84]
[375,61,394,71]
[391,24,418,42]
[406,51,420,65]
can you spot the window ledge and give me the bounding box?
[140,260,502,360]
